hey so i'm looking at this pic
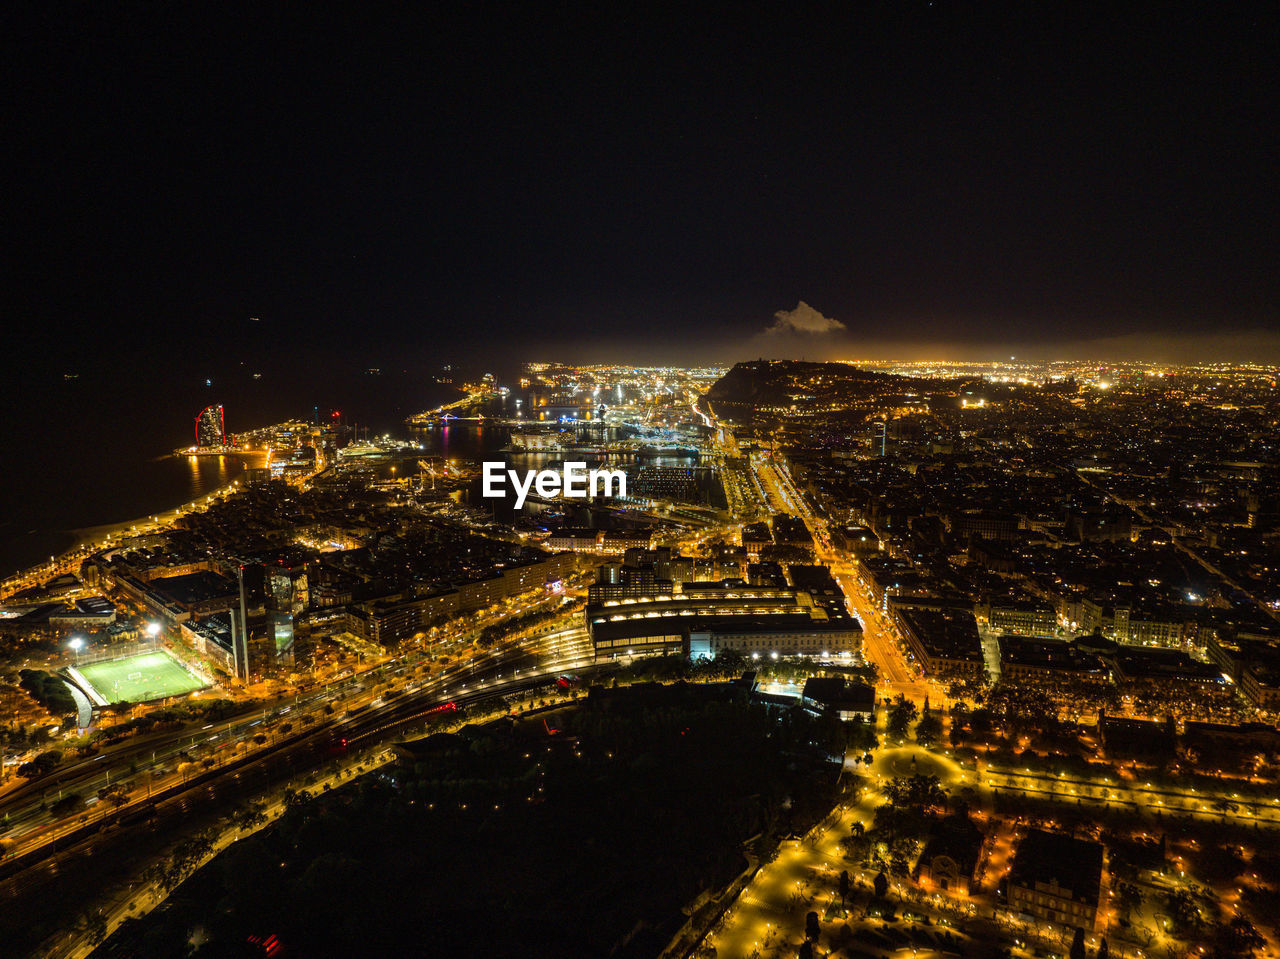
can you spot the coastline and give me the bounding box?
[1,451,266,599]
[67,450,269,553]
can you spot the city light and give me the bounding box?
[115,0,1280,939]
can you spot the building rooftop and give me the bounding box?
[1111,646,1225,684]
[149,570,238,607]
[895,605,984,663]
[1009,829,1104,906]
[801,676,875,710]
[919,814,984,879]
[998,635,1107,674]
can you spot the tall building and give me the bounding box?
[231,561,311,680]
[267,562,310,668]
[196,404,226,448]
[231,563,272,681]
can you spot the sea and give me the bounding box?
[0,364,461,577]
[1,362,695,576]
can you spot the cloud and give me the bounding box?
[766,301,846,335]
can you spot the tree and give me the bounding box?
[1211,916,1263,959]
[98,783,129,812]
[85,915,107,946]
[885,774,947,813]
[234,801,268,831]
[1196,843,1245,883]
[51,792,85,817]
[1096,937,1109,959]
[1116,881,1143,920]
[983,682,1061,738]
[1164,888,1200,936]
[1211,798,1239,821]
[710,648,746,678]
[804,911,820,943]
[838,869,850,906]
[847,715,878,751]
[873,869,888,899]
[842,831,871,862]
[915,710,943,749]
[283,787,311,810]
[798,942,813,959]
[887,696,918,739]
[1069,927,1085,959]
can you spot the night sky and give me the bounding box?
[5,4,1278,370]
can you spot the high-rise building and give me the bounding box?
[231,560,311,680]
[267,563,310,668]
[196,404,226,448]
[231,563,271,681]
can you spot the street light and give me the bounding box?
[69,636,85,664]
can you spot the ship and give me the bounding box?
[506,430,607,455]
[637,443,701,458]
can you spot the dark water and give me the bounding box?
[1,361,702,574]
[0,364,460,575]
[410,417,695,528]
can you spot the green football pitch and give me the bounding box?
[73,651,207,704]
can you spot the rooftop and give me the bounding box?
[1009,829,1104,905]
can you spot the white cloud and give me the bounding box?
[766,301,846,335]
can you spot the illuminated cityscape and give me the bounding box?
[4,5,1278,959]
[3,360,1279,958]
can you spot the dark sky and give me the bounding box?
[4,4,1278,370]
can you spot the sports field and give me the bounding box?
[71,651,207,705]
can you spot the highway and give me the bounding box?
[1,583,577,830]
[0,621,591,872]
[57,742,371,959]
[3,625,601,959]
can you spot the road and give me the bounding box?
[5,626,600,959]
[981,764,1280,826]
[0,591,583,853]
[701,719,1280,959]
[750,451,935,702]
[703,736,991,959]
[60,758,356,959]
[0,621,591,878]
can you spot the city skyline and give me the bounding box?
[1,359,1278,957]
[3,5,1279,958]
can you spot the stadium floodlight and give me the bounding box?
[69,635,85,664]
[147,622,162,638]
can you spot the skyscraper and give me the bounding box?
[231,560,311,680]
[231,563,272,681]
[196,404,226,448]
[267,562,311,668]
